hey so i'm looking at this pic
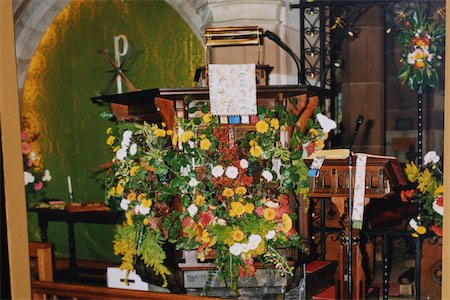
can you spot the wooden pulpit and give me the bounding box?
[304,155,407,299]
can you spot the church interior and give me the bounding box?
[0,0,449,299]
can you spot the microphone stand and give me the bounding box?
[347,115,363,299]
[263,30,302,85]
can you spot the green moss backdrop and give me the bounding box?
[22,0,203,261]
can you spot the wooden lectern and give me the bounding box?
[304,155,407,299]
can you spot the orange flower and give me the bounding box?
[232,229,245,242]
[222,188,234,197]
[263,208,276,221]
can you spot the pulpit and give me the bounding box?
[92,84,330,297]
[304,154,407,299]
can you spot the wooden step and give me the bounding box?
[312,285,379,300]
[306,260,337,299]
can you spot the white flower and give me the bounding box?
[265,200,280,208]
[136,204,150,215]
[42,169,52,182]
[248,234,262,250]
[433,198,443,216]
[424,151,440,165]
[116,148,127,161]
[225,166,238,179]
[120,199,130,211]
[187,204,198,217]
[180,165,191,176]
[24,171,35,185]
[211,165,224,178]
[188,178,199,187]
[30,151,37,161]
[122,130,133,140]
[229,243,245,256]
[240,159,249,169]
[129,143,137,155]
[216,218,227,226]
[265,230,276,240]
[261,170,273,182]
[316,113,337,133]
[409,218,419,231]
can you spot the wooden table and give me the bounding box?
[29,208,122,276]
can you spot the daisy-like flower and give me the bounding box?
[211,165,224,178]
[200,138,212,150]
[255,120,269,133]
[261,170,273,182]
[240,159,248,169]
[187,203,198,217]
[116,148,127,161]
[248,234,262,250]
[225,166,239,179]
[188,178,200,187]
[120,198,130,211]
[230,243,245,256]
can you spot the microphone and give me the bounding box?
[350,115,364,153]
[264,30,302,84]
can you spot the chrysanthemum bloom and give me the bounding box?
[211,165,224,178]
[127,192,136,201]
[232,229,245,242]
[200,138,212,150]
[263,208,276,221]
[230,201,246,217]
[130,166,140,176]
[202,113,212,125]
[235,186,247,195]
[179,130,194,143]
[245,203,255,213]
[270,118,280,130]
[154,128,166,137]
[250,145,263,157]
[137,193,146,201]
[195,195,205,206]
[222,188,235,197]
[256,120,269,133]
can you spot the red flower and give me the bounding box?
[400,189,415,202]
[436,195,443,207]
[198,210,214,227]
[22,142,31,154]
[34,181,43,191]
[431,224,443,237]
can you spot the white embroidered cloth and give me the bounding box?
[352,154,367,229]
[208,64,257,116]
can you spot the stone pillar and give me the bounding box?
[341,6,384,154]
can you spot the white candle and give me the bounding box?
[67,176,73,195]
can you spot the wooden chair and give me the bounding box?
[29,242,54,282]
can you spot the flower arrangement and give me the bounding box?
[404,151,443,237]
[21,114,51,200]
[103,99,336,293]
[397,10,445,91]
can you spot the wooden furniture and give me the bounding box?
[29,242,54,282]
[31,280,225,300]
[29,208,121,277]
[305,155,407,299]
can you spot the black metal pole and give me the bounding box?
[417,88,423,168]
[347,155,353,299]
[414,236,423,299]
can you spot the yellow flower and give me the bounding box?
[166,129,173,136]
[405,162,420,182]
[143,218,149,225]
[116,181,124,195]
[195,195,205,206]
[201,229,210,243]
[263,208,276,221]
[202,113,212,125]
[417,168,433,194]
[416,226,427,235]
[435,185,444,197]
[179,131,194,143]
[154,128,166,137]
[113,146,120,152]
[125,212,133,225]
[130,166,140,176]
[256,120,269,133]
[250,145,263,157]
[142,199,152,208]
[235,186,247,195]
[249,140,256,146]
[108,187,116,197]
[200,138,212,150]
[106,136,115,145]
[230,201,246,217]
[161,122,166,128]
[127,192,136,201]
[315,139,325,150]
[270,118,280,130]
[245,203,255,213]
[106,127,112,134]
[137,193,146,201]
[232,229,245,242]
[222,188,234,197]
[309,128,318,136]
[282,214,293,233]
